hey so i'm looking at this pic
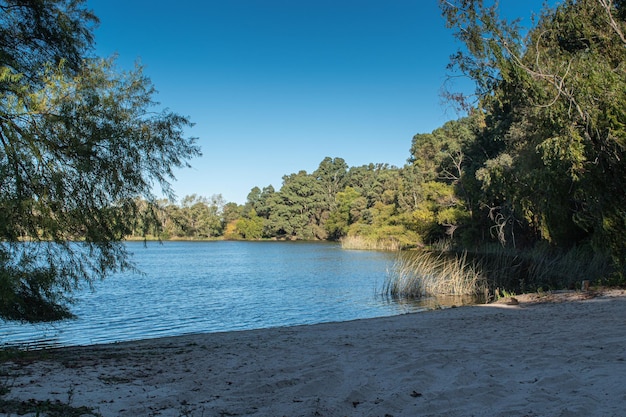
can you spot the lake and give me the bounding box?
[1,241,434,349]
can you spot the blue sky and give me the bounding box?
[87,0,552,204]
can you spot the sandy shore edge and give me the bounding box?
[2,289,626,417]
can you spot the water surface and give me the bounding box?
[2,241,433,348]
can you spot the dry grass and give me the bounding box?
[384,244,615,303]
[384,250,487,298]
[340,235,402,251]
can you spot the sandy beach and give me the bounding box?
[2,289,626,417]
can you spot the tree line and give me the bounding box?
[132,137,472,249]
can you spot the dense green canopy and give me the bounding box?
[440,0,626,265]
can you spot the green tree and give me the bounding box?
[177,194,223,238]
[234,210,264,239]
[207,194,226,237]
[244,187,262,216]
[159,199,186,239]
[442,0,626,266]
[255,185,277,221]
[402,117,479,243]
[0,1,200,322]
[347,163,400,208]
[325,186,361,239]
[313,157,348,208]
[312,157,348,237]
[222,202,243,226]
[267,170,325,239]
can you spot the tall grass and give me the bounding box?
[472,244,614,293]
[384,250,487,298]
[383,243,614,301]
[341,235,403,251]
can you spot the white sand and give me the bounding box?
[2,290,626,417]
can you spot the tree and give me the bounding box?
[267,170,325,239]
[402,116,480,243]
[441,0,626,267]
[244,187,262,216]
[222,202,243,225]
[313,157,348,210]
[0,0,201,322]
[325,186,361,239]
[159,199,186,239]
[177,195,223,238]
[347,163,400,207]
[252,185,276,221]
[233,210,264,239]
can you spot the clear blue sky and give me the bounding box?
[87,0,552,204]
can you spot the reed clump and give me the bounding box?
[383,243,615,301]
[385,250,487,298]
[341,235,403,251]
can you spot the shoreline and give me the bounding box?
[2,289,626,416]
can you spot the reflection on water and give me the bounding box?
[380,294,483,311]
[1,241,481,349]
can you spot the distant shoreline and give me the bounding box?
[123,236,321,242]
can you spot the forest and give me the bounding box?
[131,150,467,250]
[131,0,626,286]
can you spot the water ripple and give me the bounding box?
[2,241,432,348]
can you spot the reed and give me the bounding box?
[383,243,614,302]
[340,235,402,251]
[473,243,614,293]
[384,250,487,298]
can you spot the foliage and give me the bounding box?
[0,0,200,322]
[265,170,327,240]
[325,186,360,239]
[465,243,616,295]
[441,0,626,275]
[225,209,264,240]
